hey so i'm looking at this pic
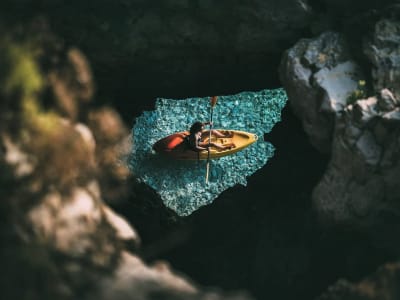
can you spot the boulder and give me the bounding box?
[92,251,252,300]
[364,18,400,100]
[279,31,365,152]
[312,90,400,253]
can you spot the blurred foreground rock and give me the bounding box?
[0,23,252,300]
[317,262,400,300]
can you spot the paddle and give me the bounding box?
[205,96,218,183]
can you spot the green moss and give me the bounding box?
[347,80,367,105]
[0,40,43,99]
[22,97,60,135]
[0,38,62,136]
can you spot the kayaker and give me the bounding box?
[186,121,234,152]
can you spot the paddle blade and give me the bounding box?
[210,96,218,107]
[206,160,210,183]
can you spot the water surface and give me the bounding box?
[130,88,287,216]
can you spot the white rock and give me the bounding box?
[315,61,362,113]
[102,205,140,244]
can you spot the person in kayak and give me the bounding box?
[186,121,234,152]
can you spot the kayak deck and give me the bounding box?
[153,129,258,160]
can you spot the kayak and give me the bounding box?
[152,129,258,160]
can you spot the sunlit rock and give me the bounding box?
[92,251,253,300]
[2,134,35,178]
[130,88,287,216]
[102,205,140,247]
[279,31,365,153]
[94,251,197,299]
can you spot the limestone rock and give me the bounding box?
[279,31,365,152]
[365,19,400,100]
[91,251,252,300]
[280,21,400,251]
[102,204,140,247]
[378,88,398,111]
[316,61,363,113]
[312,90,400,249]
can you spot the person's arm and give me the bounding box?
[199,141,226,151]
[195,139,210,151]
[194,145,208,151]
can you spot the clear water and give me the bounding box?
[129,88,287,216]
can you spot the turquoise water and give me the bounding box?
[129,88,287,216]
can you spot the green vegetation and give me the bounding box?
[1,42,43,99]
[347,80,367,105]
[0,37,94,188]
[0,38,62,148]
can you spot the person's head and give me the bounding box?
[190,121,204,134]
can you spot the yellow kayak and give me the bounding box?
[152,129,258,160]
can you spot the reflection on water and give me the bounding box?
[130,88,287,216]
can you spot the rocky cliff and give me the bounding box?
[279,7,400,253]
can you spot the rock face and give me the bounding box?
[313,89,400,240]
[317,262,400,300]
[317,0,396,14]
[279,31,365,152]
[15,0,313,103]
[365,18,400,100]
[280,15,400,254]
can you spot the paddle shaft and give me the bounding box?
[206,97,217,183]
